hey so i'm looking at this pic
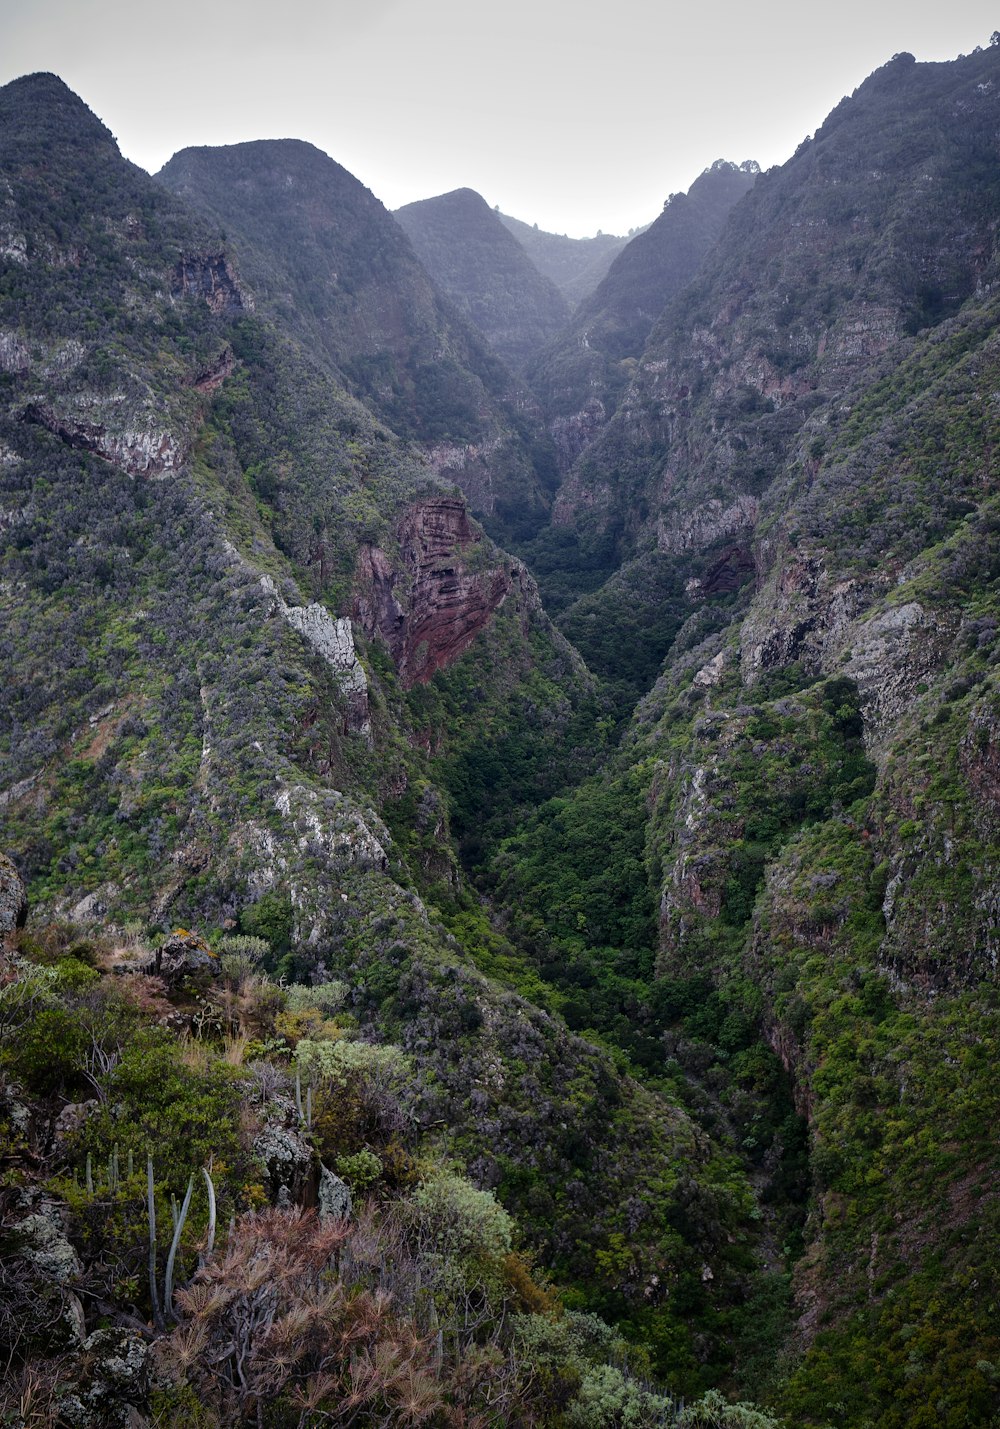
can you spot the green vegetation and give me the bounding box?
[4,42,1000,1429]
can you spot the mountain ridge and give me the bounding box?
[394,186,570,372]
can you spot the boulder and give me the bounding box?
[318,1163,353,1222]
[115,929,219,989]
[253,1121,313,1205]
[52,1100,99,1160]
[57,1328,150,1428]
[0,851,27,949]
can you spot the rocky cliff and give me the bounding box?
[530,160,758,474]
[353,495,521,687]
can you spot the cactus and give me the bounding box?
[148,1155,163,1331]
[201,1166,216,1266]
[164,1174,194,1320]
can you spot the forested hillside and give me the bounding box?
[1,38,1000,1429]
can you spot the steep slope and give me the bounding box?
[394,187,570,371]
[551,49,1000,693]
[467,44,1000,1427]
[0,71,771,1407]
[498,211,630,308]
[156,141,556,538]
[530,159,759,476]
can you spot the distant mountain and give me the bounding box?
[529,159,759,476]
[157,142,553,532]
[498,212,631,308]
[394,187,569,372]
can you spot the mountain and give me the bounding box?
[498,211,631,307]
[156,141,556,539]
[394,187,570,371]
[0,71,778,1425]
[3,40,1000,1429]
[486,44,1000,1425]
[529,159,759,480]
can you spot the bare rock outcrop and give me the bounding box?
[172,252,250,315]
[0,851,27,950]
[260,578,371,738]
[22,403,183,478]
[353,495,518,687]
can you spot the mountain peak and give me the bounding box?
[395,187,569,370]
[0,71,118,155]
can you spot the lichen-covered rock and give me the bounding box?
[52,1099,99,1160]
[13,1205,83,1286]
[5,1197,87,1349]
[318,1163,353,1222]
[57,1328,150,1428]
[253,1121,313,1205]
[0,850,27,949]
[118,929,218,989]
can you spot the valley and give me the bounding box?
[1,43,999,1428]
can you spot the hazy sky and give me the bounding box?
[2,0,998,236]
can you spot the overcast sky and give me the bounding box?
[2,0,997,236]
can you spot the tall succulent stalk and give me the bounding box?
[147,1155,163,1331]
[164,1174,194,1321]
[200,1166,217,1265]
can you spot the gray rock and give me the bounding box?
[58,1328,150,1428]
[253,1121,313,1204]
[115,929,219,989]
[318,1163,353,1222]
[0,851,27,949]
[52,1100,99,1158]
[14,1206,84,1285]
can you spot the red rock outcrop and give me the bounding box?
[172,253,250,315]
[353,495,516,687]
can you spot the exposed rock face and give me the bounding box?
[260,578,371,738]
[318,1163,353,1221]
[0,850,27,949]
[656,494,760,556]
[172,252,249,315]
[21,403,182,478]
[353,496,517,687]
[191,344,234,393]
[551,397,607,472]
[273,784,390,874]
[425,438,504,516]
[115,929,219,989]
[0,330,30,373]
[841,601,959,746]
[253,1120,314,1206]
